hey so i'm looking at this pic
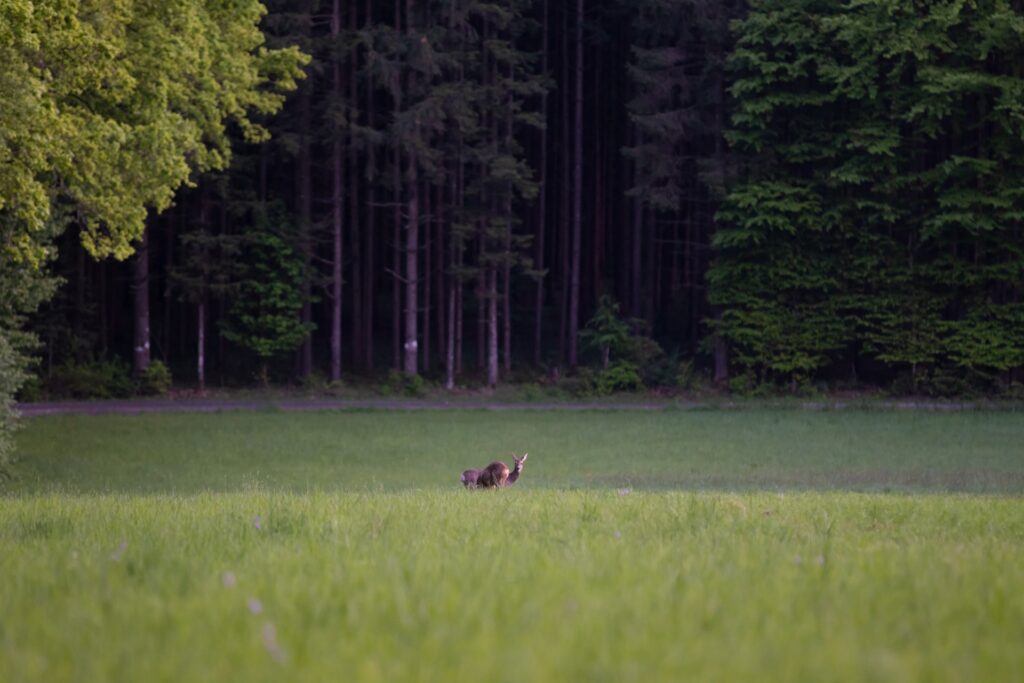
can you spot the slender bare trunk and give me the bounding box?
[477,233,485,371]
[98,260,108,358]
[569,0,584,369]
[393,165,402,370]
[298,77,314,378]
[488,268,498,387]
[712,77,729,385]
[197,297,206,393]
[132,225,151,375]
[162,213,173,362]
[445,192,457,390]
[363,0,376,370]
[434,185,444,372]
[558,0,570,367]
[423,181,432,373]
[455,152,465,378]
[330,0,344,382]
[392,0,402,371]
[404,150,420,376]
[503,64,514,377]
[503,245,511,376]
[533,0,549,366]
[402,0,419,376]
[631,208,643,320]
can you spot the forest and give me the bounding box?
[4,0,1024,422]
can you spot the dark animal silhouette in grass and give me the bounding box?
[461,453,527,489]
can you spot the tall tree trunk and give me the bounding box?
[568,0,584,369]
[446,268,456,390]
[330,0,344,382]
[98,259,108,358]
[298,77,314,378]
[217,296,226,387]
[163,206,174,362]
[503,63,514,377]
[533,0,549,366]
[197,190,212,392]
[445,176,458,389]
[75,230,85,361]
[197,297,206,393]
[349,0,362,373]
[404,150,420,376]
[434,184,445,373]
[392,154,402,371]
[711,77,729,384]
[631,168,643,319]
[503,232,512,377]
[403,0,419,376]
[455,144,465,379]
[455,241,464,377]
[392,0,403,371]
[423,180,431,373]
[558,0,570,366]
[132,223,151,375]
[488,267,499,387]
[363,0,376,371]
[477,232,486,371]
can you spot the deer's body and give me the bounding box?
[461,454,527,489]
[460,468,482,488]
[478,461,511,488]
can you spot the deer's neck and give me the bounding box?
[507,465,521,485]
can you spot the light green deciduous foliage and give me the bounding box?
[1,0,306,262]
[0,0,308,465]
[0,213,60,470]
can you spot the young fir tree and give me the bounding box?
[221,209,314,385]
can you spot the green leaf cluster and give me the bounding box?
[220,211,314,373]
[1,0,307,262]
[711,0,1024,386]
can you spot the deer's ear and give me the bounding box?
[522,453,528,461]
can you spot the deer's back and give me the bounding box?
[478,461,510,488]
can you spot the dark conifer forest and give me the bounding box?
[6,0,1024,405]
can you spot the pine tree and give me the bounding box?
[221,209,314,385]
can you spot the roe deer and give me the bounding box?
[506,453,527,485]
[460,468,482,488]
[461,453,527,489]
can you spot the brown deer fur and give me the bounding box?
[477,461,510,488]
[460,468,482,488]
[461,454,527,489]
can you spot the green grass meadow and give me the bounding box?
[3,409,1024,681]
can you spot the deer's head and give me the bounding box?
[513,453,528,471]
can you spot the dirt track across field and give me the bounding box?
[15,398,675,416]
[15,397,1013,416]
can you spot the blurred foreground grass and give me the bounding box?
[1,490,1022,682]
